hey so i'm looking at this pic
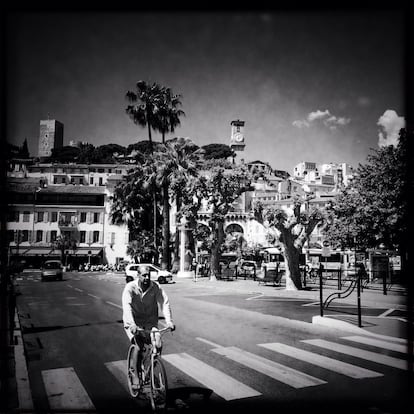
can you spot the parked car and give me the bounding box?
[239,260,257,279]
[125,263,173,284]
[41,260,63,282]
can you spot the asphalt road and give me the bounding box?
[14,271,412,414]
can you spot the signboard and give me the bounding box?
[321,240,331,257]
[321,247,331,257]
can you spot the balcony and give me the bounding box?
[58,213,78,229]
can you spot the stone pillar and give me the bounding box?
[176,216,194,279]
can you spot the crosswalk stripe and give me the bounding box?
[163,352,261,400]
[302,339,409,370]
[341,336,408,354]
[212,346,326,388]
[258,343,383,379]
[41,367,95,411]
[105,360,129,393]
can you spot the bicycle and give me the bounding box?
[127,326,172,412]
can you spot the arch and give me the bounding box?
[225,223,244,235]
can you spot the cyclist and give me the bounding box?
[122,267,175,391]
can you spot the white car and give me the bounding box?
[125,263,173,284]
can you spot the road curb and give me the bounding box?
[13,309,34,412]
[312,315,408,344]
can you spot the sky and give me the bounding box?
[5,7,408,173]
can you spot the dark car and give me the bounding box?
[41,260,63,281]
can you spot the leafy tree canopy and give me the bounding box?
[324,128,410,251]
[202,143,234,160]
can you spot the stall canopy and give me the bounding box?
[10,247,102,256]
[72,248,103,256]
[10,247,58,256]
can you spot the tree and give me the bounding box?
[254,195,325,290]
[196,163,252,280]
[50,146,80,163]
[324,128,411,274]
[202,143,234,160]
[126,80,164,151]
[20,139,30,158]
[156,87,185,144]
[110,163,161,255]
[150,137,204,271]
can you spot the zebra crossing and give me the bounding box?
[33,334,410,411]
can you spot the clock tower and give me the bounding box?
[230,119,245,163]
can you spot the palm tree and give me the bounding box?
[125,80,163,151]
[126,80,164,257]
[151,138,204,271]
[156,87,185,144]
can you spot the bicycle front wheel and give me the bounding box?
[127,344,142,398]
[149,356,168,412]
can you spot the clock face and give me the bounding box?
[233,133,244,142]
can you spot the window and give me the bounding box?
[23,211,30,222]
[51,231,57,243]
[99,177,103,186]
[93,212,100,223]
[7,230,14,243]
[37,212,44,222]
[98,168,104,173]
[36,230,43,242]
[93,231,100,243]
[80,212,87,223]
[51,212,58,222]
[7,211,19,222]
[90,177,94,185]
[21,230,29,242]
[80,231,86,243]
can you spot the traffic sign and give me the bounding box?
[322,240,330,247]
[322,246,331,257]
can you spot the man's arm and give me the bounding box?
[156,287,173,327]
[122,283,136,331]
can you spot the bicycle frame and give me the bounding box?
[127,326,172,412]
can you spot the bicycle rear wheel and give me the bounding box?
[149,356,168,412]
[127,344,142,398]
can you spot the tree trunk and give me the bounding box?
[282,232,303,290]
[161,182,170,270]
[171,195,181,273]
[210,221,224,281]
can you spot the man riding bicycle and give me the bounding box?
[122,266,175,391]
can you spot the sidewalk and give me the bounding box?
[178,275,411,341]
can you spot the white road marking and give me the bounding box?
[73,288,83,292]
[163,353,261,400]
[105,360,128,392]
[87,293,100,300]
[246,293,264,301]
[212,346,326,388]
[196,337,223,348]
[258,342,382,379]
[378,308,395,318]
[302,339,409,370]
[342,336,408,354]
[41,367,95,411]
[106,301,122,309]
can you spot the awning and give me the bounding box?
[10,247,59,256]
[72,248,103,256]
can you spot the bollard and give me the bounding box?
[357,271,362,327]
[319,265,324,317]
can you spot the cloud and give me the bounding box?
[293,109,351,130]
[292,120,310,128]
[377,109,405,147]
[307,109,330,122]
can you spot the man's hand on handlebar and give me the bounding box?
[167,322,176,332]
[129,323,143,335]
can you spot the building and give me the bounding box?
[38,119,64,158]
[6,163,131,269]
